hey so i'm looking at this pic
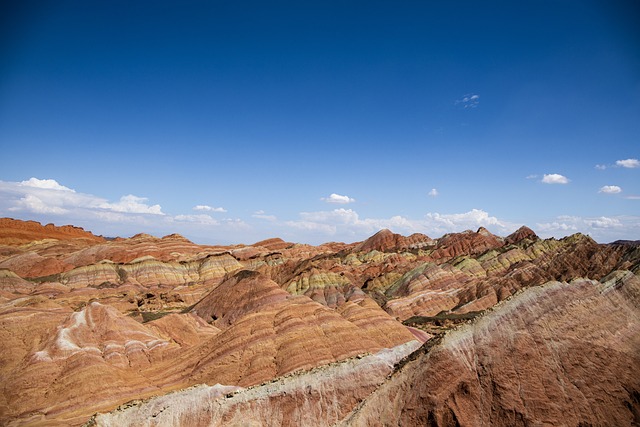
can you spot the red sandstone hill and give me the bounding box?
[0,218,638,426]
[354,228,433,253]
[0,217,105,245]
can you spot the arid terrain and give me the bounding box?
[0,217,638,426]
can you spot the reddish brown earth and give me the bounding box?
[0,218,104,245]
[0,217,638,426]
[92,273,640,427]
[342,274,640,426]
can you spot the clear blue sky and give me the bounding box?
[1,1,639,244]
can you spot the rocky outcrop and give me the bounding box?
[430,227,504,260]
[0,218,105,245]
[252,237,294,250]
[341,274,640,426]
[505,225,538,245]
[178,270,416,388]
[91,341,422,427]
[92,272,640,427]
[354,229,433,253]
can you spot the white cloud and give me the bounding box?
[283,207,516,242]
[526,174,538,180]
[616,158,640,168]
[585,217,623,229]
[321,193,356,204]
[9,194,69,214]
[626,195,640,200]
[1,178,165,219]
[285,220,337,234]
[0,178,243,243]
[99,195,164,215]
[428,188,439,197]
[193,205,227,213]
[595,164,607,170]
[174,214,219,225]
[542,174,570,184]
[19,178,75,192]
[599,185,622,194]
[300,208,360,225]
[3,179,101,216]
[536,221,578,232]
[3,178,638,245]
[536,214,638,242]
[455,93,480,109]
[424,209,504,233]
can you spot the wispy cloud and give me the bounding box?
[595,164,607,170]
[285,207,516,240]
[3,178,165,216]
[174,214,219,225]
[428,188,439,197]
[536,214,639,242]
[193,205,227,213]
[10,194,69,214]
[0,178,258,243]
[252,210,277,221]
[526,174,538,180]
[2,177,637,245]
[599,185,622,194]
[424,209,505,232]
[100,195,164,215]
[616,158,639,168]
[321,193,356,204]
[455,93,479,109]
[541,173,570,184]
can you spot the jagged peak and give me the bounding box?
[476,227,496,238]
[373,228,394,236]
[561,232,597,245]
[355,229,401,253]
[161,233,192,243]
[505,226,539,245]
[130,233,156,240]
[252,237,293,250]
[354,229,432,253]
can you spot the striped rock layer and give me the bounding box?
[0,218,638,425]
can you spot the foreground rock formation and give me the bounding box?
[342,274,640,426]
[92,274,640,426]
[0,218,638,426]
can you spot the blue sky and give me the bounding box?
[1,1,639,244]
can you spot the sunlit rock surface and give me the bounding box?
[0,217,638,425]
[341,274,640,426]
[91,341,422,427]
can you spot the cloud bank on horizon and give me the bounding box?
[0,177,637,244]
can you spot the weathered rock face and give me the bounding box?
[379,232,631,321]
[1,218,639,426]
[92,273,640,427]
[176,270,415,389]
[430,227,504,260]
[0,217,105,245]
[354,228,433,253]
[91,341,422,427]
[341,273,640,426]
[504,225,538,245]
